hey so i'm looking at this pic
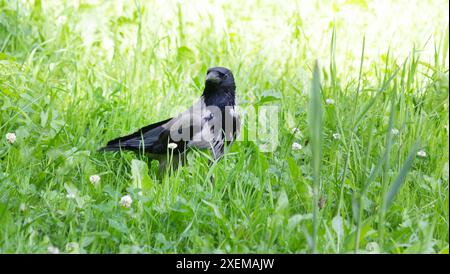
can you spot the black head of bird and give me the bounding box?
[205,67,235,88]
[203,67,236,108]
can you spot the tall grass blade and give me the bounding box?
[309,60,323,253]
[383,143,418,211]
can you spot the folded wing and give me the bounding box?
[99,117,173,153]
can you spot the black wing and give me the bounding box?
[99,117,173,153]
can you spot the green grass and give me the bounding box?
[0,0,449,254]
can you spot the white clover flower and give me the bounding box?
[89,174,101,186]
[168,143,178,149]
[120,194,133,208]
[325,98,335,105]
[417,150,427,158]
[332,133,341,140]
[66,193,76,199]
[291,142,302,150]
[19,203,26,212]
[6,132,16,144]
[366,242,380,254]
[391,128,399,135]
[66,242,79,252]
[291,128,304,139]
[48,246,60,254]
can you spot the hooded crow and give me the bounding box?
[100,67,240,166]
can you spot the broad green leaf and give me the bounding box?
[257,90,282,105]
[108,219,129,234]
[276,189,289,213]
[177,46,195,62]
[287,214,312,230]
[130,159,152,191]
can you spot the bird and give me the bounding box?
[100,67,241,170]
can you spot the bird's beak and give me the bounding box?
[206,71,220,84]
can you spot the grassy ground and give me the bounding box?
[0,0,448,253]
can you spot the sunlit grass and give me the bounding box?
[0,0,448,253]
